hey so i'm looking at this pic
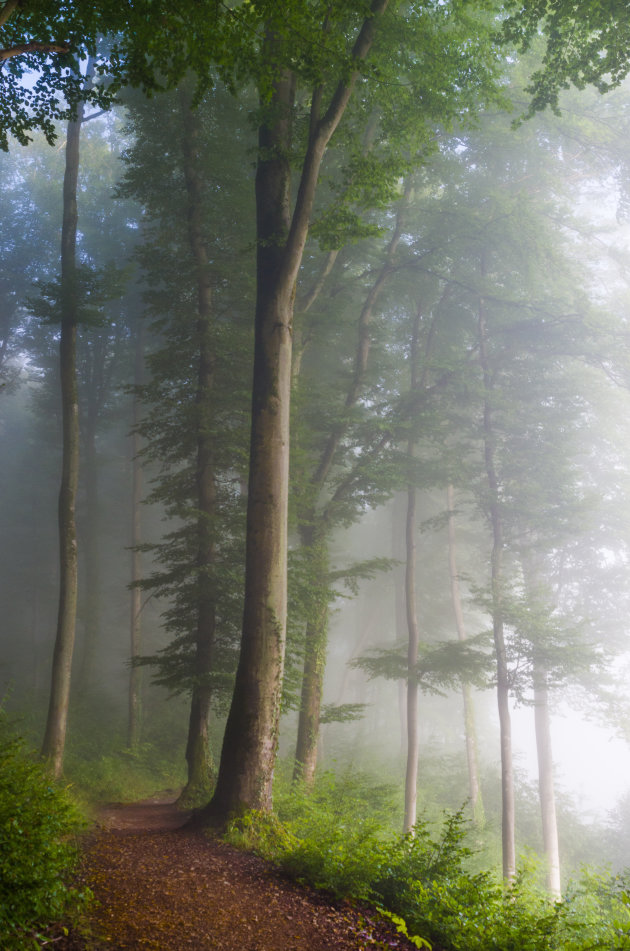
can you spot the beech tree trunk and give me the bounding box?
[534,670,561,898]
[403,477,420,834]
[292,180,411,787]
[402,308,423,835]
[41,87,87,778]
[180,87,216,798]
[446,484,484,825]
[293,528,329,785]
[521,551,562,897]
[128,322,144,749]
[478,294,515,881]
[201,60,296,819]
[392,493,408,751]
[202,5,389,824]
[78,336,105,692]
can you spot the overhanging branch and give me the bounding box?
[0,40,70,61]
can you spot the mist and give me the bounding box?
[4,21,630,933]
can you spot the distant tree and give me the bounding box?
[441,114,611,882]
[291,186,415,787]
[446,485,484,827]
[119,81,253,801]
[128,316,145,750]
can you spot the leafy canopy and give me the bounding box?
[502,0,630,116]
[2,0,507,151]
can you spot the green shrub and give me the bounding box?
[223,768,630,951]
[225,809,299,857]
[0,717,88,949]
[65,740,185,803]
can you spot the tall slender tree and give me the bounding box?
[128,318,145,749]
[41,64,91,777]
[446,484,484,825]
[203,1,394,822]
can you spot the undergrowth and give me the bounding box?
[224,769,630,951]
[64,739,185,803]
[0,714,89,949]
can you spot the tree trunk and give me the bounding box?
[392,493,408,751]
[128,321,144,749]
[77,335,105,692]
[202,3,389,824]
[291,178,411,787]
[534,671,561,898]
[478,293,515,882]
[403,477,420,834]
[446,484,484,825]
[293,528,329,785]
[180,86,216,800]
[521,551,562,898]
[41,79,88,777]
[402,308,423,835]
[201,61,295,820]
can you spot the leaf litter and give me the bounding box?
[53,797,424,951]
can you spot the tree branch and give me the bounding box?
[0,0,18,30]
[281,0,391,288]
[0,40,70,61]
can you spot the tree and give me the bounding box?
[0,3,119,149]
[6,0,505,819]
[0,2,232,149]
[202,0,394,823]
[178,82,223,799]
[291,185,415,786]
[119,80,253,800]
[446,485,484,826]
[128,316,145,749]
[371,95,613,879]
[40,69,87,778]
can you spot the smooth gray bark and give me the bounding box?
[479,291,515,881]
[202,3,390,823]
[534,673,562,898]
[446,484,484,825]
[128,322,144,749]
[41,76,88,777]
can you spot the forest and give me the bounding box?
[4,1,630,948]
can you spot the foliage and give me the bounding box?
[118,82,254,711]
[223,770,630,951]
[65,741,185,804]
[501,1,630,118]
[319,702,366,724]
[224,808,300,859]
[0,715,88,948]
[353,635,492,694]
[0,1,239,150]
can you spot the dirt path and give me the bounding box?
[62,798,420,950]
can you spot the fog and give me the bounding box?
[3,53,630,897]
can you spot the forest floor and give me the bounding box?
[54,795,423,951]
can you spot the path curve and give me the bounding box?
[61,798,420,951]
